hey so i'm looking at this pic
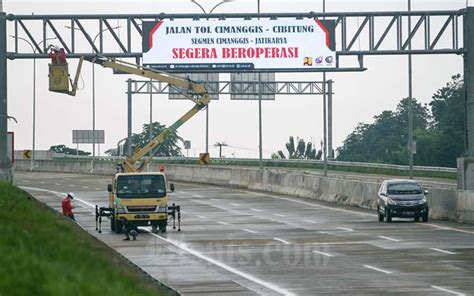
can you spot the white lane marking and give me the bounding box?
[210,198,219,201]
[196,215,207,219]
[83,186,89,189]
[180,210,187,214]
[430,248,457,255]
[422,224,474,235]
[312,250,335,257]
[55,183,61,186]
[39,181,46,184]
[20,187,96,209]
[144,229,295,296]
[192,194,203,198]
[363,265,391,274]
[95,188,101,190]
[318,231,333,235]
[23,180,30,183]
[217,221,229,226]
[304,220,317,224]
[378,235,400,242]
[230,203,240,206]
[69,185,75,187]
[250,208,263,212]
[274,214,287,217]
[337,227,354,232]
[273,238,291,245]
[243,228,258,234]
[24,186,296,296]
[431,286,466,296]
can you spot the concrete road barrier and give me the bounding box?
[14,159,474,223]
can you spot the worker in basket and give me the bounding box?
[48,45,67,64]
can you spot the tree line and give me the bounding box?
[336,74,464,168]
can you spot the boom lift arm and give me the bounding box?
[88,56,210,173]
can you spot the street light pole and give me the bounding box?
[408,0,414,179]
[11,36,56,171]
[189,0,233,155]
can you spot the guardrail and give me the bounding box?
[50,155,457,175]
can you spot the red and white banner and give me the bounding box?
[142,18,336,72]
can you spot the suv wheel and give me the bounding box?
[378,206,384,222]
[385,208,392,223]
[422,213,428,222]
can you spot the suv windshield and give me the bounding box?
[116,175,166,198]
[387,183,422,195]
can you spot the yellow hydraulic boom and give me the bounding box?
[88,56,210,173]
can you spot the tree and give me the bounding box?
[108,122,184,157]
[416,74,465,167]
[337,75,465,167]
[337,98,429,165]
[49,144,91,156]
[274,136,320,160]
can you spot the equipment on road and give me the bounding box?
[48,56,84,96]
[74,56,209,234]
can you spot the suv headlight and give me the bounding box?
[387,198,397,205]
[420,196,427,204]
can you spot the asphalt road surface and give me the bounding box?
[16,171,474,296]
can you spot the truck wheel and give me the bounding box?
[151,225,159,233]
[159,221,167,233]
[114,219,123,233]
[111,217,116,231]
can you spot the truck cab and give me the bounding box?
[107,172,174,233]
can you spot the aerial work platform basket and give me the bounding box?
[48,57,83,96]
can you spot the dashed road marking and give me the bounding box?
[273,238,291,245]
[196,215,207,219]
[312,250,335,257]
[430,286,465,296]
[337,227,354,232]
[274,214,287,217]
[193,194,203,198]
[69,185,75,187]
[430,248,457,255]
[378,235,400,242]
[243,228,258,234]
[363,265,391,274]
[304,220,317,224]
[217,221,229,226]
[230,203,240,206]
[210,198,219,201]
[250,208,263,212]
[83,186,89,189]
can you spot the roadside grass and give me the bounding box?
[0,182,167,296]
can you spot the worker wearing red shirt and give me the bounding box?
[62,193,76,220]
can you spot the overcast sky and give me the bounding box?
[4,0,468,158]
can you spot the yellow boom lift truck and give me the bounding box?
[48,56,210,233]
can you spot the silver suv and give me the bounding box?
[377,179,429,223]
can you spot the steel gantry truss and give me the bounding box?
[1,8,473,183]
[128,80,333,96]
[4,10,465,64]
